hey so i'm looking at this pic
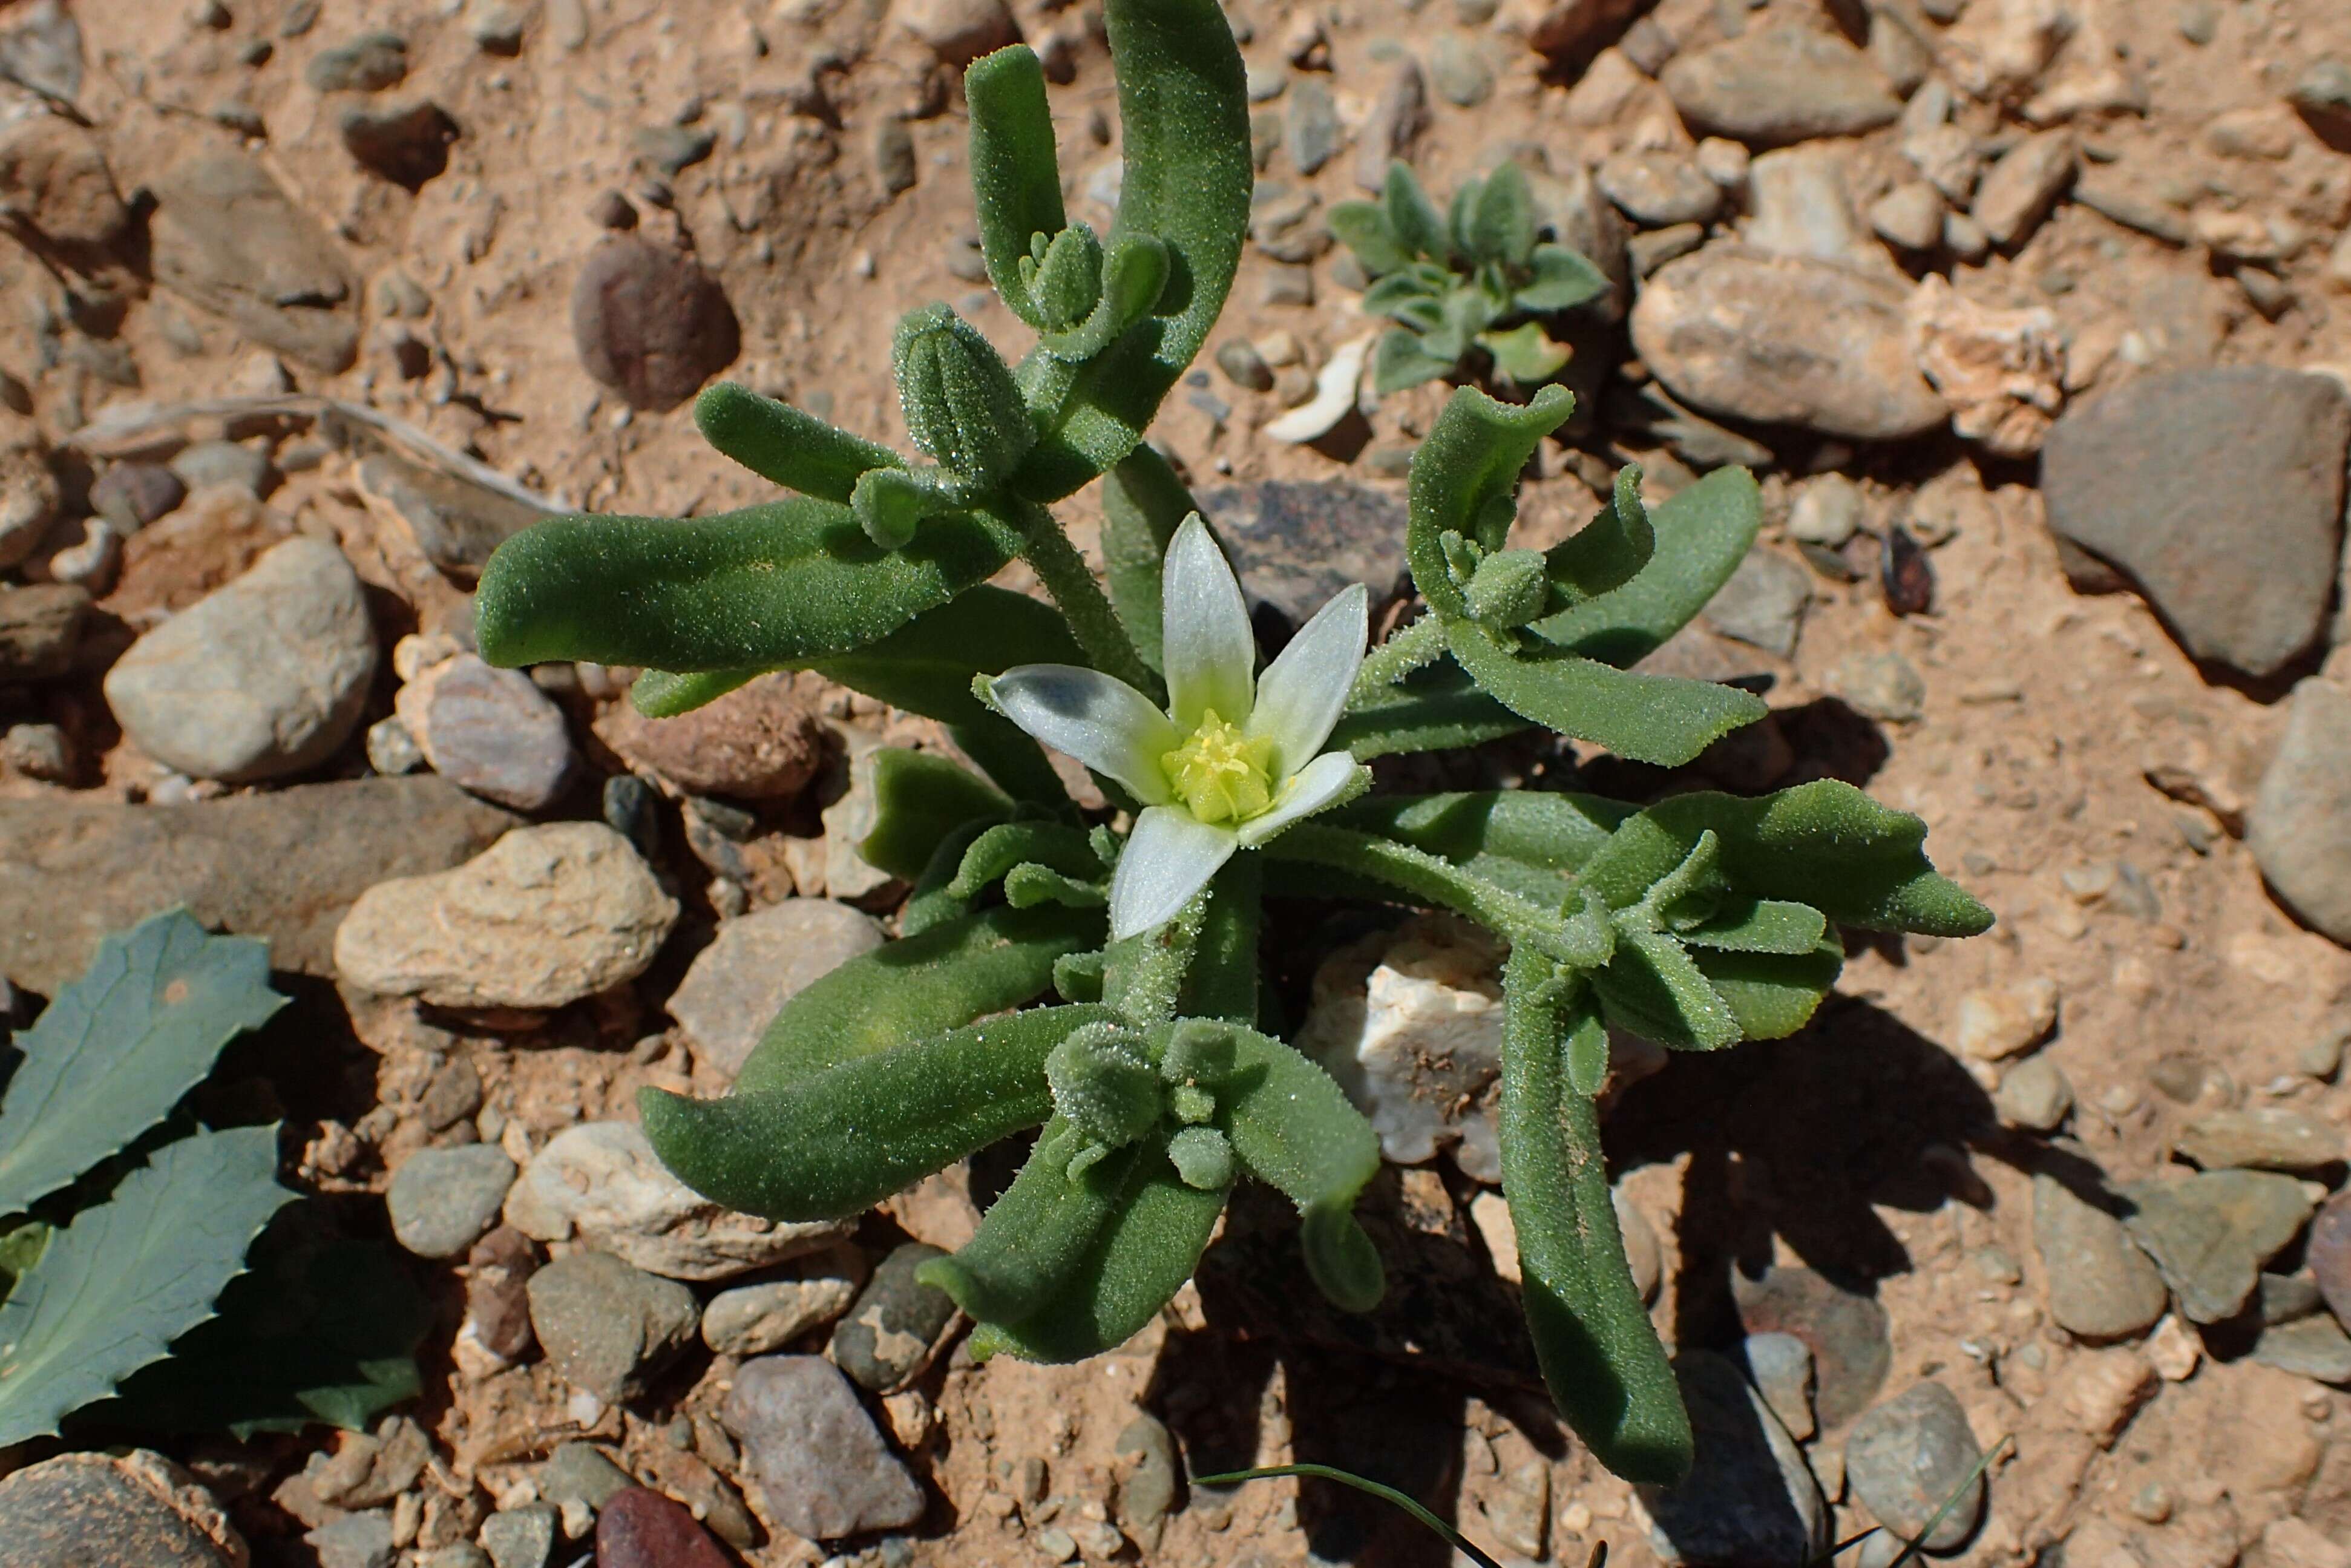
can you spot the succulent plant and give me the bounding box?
[470,0,1986,1486]
[1331,159,1613,395]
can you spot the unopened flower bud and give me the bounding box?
[891,303,1035,487]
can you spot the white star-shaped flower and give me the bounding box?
[989,516,1371,939]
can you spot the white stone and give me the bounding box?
[1265,332,1376,444]
[1907,275,2067,458]
[504,1120,846,1281]
[702,1256,865,1356]
[334,822,678,1009]
[1955,976,2059,1061]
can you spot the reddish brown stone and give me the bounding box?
[596,1487,731,1568]
[594,674,826,801]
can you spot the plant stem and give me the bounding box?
[1009,499,1163,698]
[1103,889,1205,1026]
[1267,823,1608,966]
[1348,612,1446,705]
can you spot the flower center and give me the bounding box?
[1161,710,1277,825]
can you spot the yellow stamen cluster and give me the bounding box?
[1161,710,1277,825]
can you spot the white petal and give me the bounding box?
[1245,583,1368,775]
[1161,515,1257,730]
[1110,806,1239,939]
[1236,752,1368,848]
[989,664,1179,805]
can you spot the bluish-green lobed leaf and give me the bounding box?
[0,908,285,1218]
[857,751,1015,881]
[966,1147,1224,1362]
[1498,957,1691,1484]
[1477,322,1569,386]
[1384,161,1450,263]
[1008,0,1251,500]
[0,1126,293,1448]
[967,45,1069,332]
[1471,161,1538,269]
[101,1235,429,1438]
[641,1005,1121,1222]
[1445,620,1768,767]
[1407,384,1575,618]
[476,498,1025,672]
[1575,781,1994,936]
[1372,329,1459,395]
[734,904,1105,1093]
[693,382,903,502]
[1533,465,1761,668]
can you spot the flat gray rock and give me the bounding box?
[2041,369,2349,679]
[1197,480,1411,634]
[103,537,378,782]
[721,1356,923,1540]
[2174,1107,2344,1173]
[2249,677,2351,946]
[2031,1174,2168,1341]
[0,776,514,994]
[526,1251,699,1403]
[2122,1170,2317,1324]
[1661,28,1901,148]
[1631,246,1946,441]
[148,151,359,372]
[0,1450,243,1567]
[396,654,574,812]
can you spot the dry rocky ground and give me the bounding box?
[4,0,2351,1564]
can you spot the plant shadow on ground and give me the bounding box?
[1150,988,2120,1568]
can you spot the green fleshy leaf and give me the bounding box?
[949,821,1103,900]
[858,750,1015,881]
[1513,242,1612,312]
[901,817,1006,938]
[1032,222,1105,333]
[1372,329,1458,395]
[966,1147,1223,1362]
[815,586,1083,726]
[1328,199,1411,275]
[1039,235,1172,362]
[1383,160,1449,263]
[1324,789,1636,902]
[1543,462,1656,609]
[1406,384,1575,619]
[1008,0,1251,500]
[693,382,904,502]
[1591,930,1742,1051]
[1574,780,1994,937]
[1329,658,1530,759]
[1498,957,1691,1484]
[630,668,762,718]
[0,909,285,1219]
[966,44,1067,331]
[476,498,1025,671]
[1477,321,1569,385]
[1471,161,1538,269]
[0,1127,293,1448]
[851,467,949,549]
[1099,443,1202,673]
[1445,620,1767,767]
[918,1120,1142,1324]
[1218,1026,1385,1311]
[1362,271,1444,319]
[1693,941,1844,1040]
[641,1005,1120,1222]
[1533,465,1760,668]
[1176,854,1261,1026]
[1674,898,1828,954]
[735,904,1106,1093]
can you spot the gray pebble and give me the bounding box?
[307,1512,397,1568]
[1215,340,1274,392]
[1284,77,1340,175]
[2031,1174,2167,1341]
[831,1242,956,1391]
[721,1356,924,1538]
[305,31,407,93]
[1994,1056,2072,1133]
[539,1444,635,1515]
[1828,649,1924,724]
[387,1143,516,1259]
[167,439,274,498]
[479,1503,559,1568]
[1843,1382,1985,1552]
[90,462,186,531]
[1742,1332,1817,1442]
[527,1253,700,1402]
